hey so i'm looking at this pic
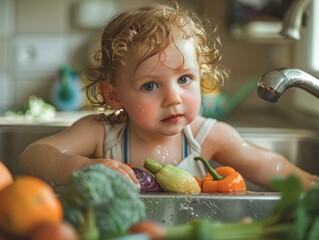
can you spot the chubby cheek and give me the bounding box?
[124,100,157,123]
[182,83,202,121]
[186,93,201,119]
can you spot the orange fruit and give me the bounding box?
[0,161,13,191]
[0,175,63,236]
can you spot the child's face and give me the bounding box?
[114,38,201,136]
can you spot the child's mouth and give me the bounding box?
[161,114,183,124]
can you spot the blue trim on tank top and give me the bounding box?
[123,126,188,164]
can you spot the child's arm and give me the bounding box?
[19,115,139,187]
[202,121,319,191]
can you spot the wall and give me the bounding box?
[292,0,319,116]
[0,0,158,112]
[0,0,296,116]
[0,0,15,111]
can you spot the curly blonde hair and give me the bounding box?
[83,2,228,123]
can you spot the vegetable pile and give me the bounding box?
[59,164,146,239]
[0,163,146,240]
[2,157,318,240]
[137,157,247,194]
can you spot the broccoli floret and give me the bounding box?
[60,164,146,239]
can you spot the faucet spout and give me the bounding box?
[280,0,312,40]
[257,68,319,102]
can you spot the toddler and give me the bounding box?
[19,3,318,190]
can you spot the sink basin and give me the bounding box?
[237,127,319,176]
[141,192,280,225]
[141,127,319,225]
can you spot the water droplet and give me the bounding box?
[154,145,169,163]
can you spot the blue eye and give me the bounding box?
[142,82,158,91]
[178,76,191,85]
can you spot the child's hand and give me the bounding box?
[91,158,141,189]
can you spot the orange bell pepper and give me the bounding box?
[194,157,247,193]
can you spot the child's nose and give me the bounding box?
[162,86,182,107]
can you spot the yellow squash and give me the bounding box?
[143,158,201,194]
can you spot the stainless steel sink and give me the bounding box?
[141,192,280,225]
[141,127,319,225]
[1,123,318,225]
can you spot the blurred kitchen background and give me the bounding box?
[1,0,319,174]
[1,0,319,119]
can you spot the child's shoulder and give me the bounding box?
[71,113,108,130]
[72,114,127,135]
[73,113,102,124]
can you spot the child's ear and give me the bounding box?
[99,81,122,110]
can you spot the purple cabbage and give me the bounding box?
[132,168,163,193]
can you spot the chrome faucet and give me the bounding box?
[257,1,319,102]
[257,68,319,102]
[280,0,312,40]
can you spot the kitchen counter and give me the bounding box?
[0,111,93,127]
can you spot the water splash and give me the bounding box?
[154,145,169,163]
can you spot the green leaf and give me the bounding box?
[300,185,319,214]
[290,210,311,240]
[271,175,303,220]
[308,217,319,240]
[289,184,319,240]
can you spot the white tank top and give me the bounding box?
[103,118,217,177]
